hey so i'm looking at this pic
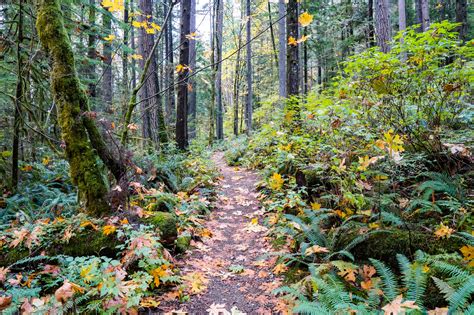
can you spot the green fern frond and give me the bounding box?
[293,301,332,315]
[432,276,456,300]
[448,276,474,312]
[370,258,399,301]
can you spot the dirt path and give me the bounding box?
[158,152,284,314]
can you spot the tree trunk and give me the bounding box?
[102,7,113,113]
[122,0,130,103]
[367,0,375,47]
[164,0,176,125]
[87,0,97,100]
[420,0,430,31]
[245,0,253,134]
[188,0,197,139]
[176,0,191,150]
[12,0,24,190]
[215,0,224,140]
[267,1,278,68]
[233,11,243,136]
[287,0,299,96]
[375,0,391,53]
[278,0,287,98]
[37,0,110,215]
[138,0,167,146]
[398,0,406,32]
[455,0,467,41]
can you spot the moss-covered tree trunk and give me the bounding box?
[36,0,109,215]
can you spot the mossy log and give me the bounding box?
[341,228,466,268]
[0,230,121,267]
[175,232,192,253]
[147,212,178,244]
[36,0,110,215]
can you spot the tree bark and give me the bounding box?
[102,7,113,113]
[287,0,299,96]
[176,0,191,149]
[215,0,224,140]
[367,0,375,47]
[122,0,130,103]
[420,0,430,31]
[208,0,216,144]
[375,0,391,53]
[188,0,197,139]
[233,8,243,136]
[87,0,97,100]
[36,0,110,215]
[138,0,167,146]
[164,0,176,125]
[12,0,24,190]
[398,0,406,33]
[278,0,287,98]
[245,0,253,134]
[455,0,467,41]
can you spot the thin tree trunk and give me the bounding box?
[209,0,216,144]
[87,0,97,100]
[415,0,422,31]
[37,0,110,215]
[188,0,197,139]
[287,0,299,96]
[216,0,224,140]
[267,1,278,68]
[164,0,176,125]
[12,0,24,190]
[399,0,406,32]
[245,0,253,134]
[375,0,391,53]
[278,0,287,98]
[420,0,430,31]
[398,0,407,60]
[122,0,129,103]
[455,0,467,40]
[138,0,167,145]
[233,12,243,136]
[102,7,113,113]
[176,0,191,149]
[367,0,375,47]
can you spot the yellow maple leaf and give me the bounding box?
[434,223,454,239]
[186,32,198,40]
[183,272,209,294]
[150,22,161,31]
[102,225,116,236]
[251,217,259,225]
[150,266,168,287]
[103,34,116,41]
[80,265,94,283]
[310,202,321,210]
[80,220,99,230]
[140,297,161,308]
[101,0,124,12]
[269,173,284,190]
[145,27,156,34]
[42,157,50,165]
[273,263,288,274]
[304,245,329,256]
[298,12,313,27]
[297,34,311,43]
[460,245,474,267]
[288,36,298,46]
[130,54,143,60]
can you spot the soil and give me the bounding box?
[156,152,284,314]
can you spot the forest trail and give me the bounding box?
[158,152,284,314]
